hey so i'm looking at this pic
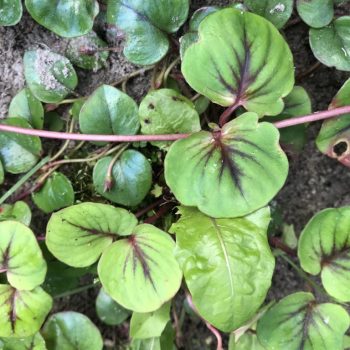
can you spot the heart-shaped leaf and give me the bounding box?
[0,118,42,174]
[25,0,99,38]
[93,150,152,207]
[298,207,350,302]
[310,17,350,71]
[42,311,103,350]
[0,285,52,338]
[107,0,189,65]
[46,202,138,267]
[165,113,288,218]
[32,172,75,214]
[98,224,182,313]
[296,0,334,28]
[0,201,32,226]
[24,49,78,103]
[0,333,46,350]
[257,292,350,350]
[171,206,274,332]
[0,221,47,290]
[0,0,22,26]
[8,88,44,129]
[181,8,294,116]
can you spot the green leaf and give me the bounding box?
[244,0,293,29]
[171,206,274,332]
[98,224,182,313]
[0,202,32,226]
[310,17,350,71]
[46,202,138,267]
[44,112,64,131]
[107,0,189,65]
[65,31,109,71]
[194,96,210,115]
[165,113,288,218]
[25,0,99,38]
[181,8,294,116]
[0,285,52,338]
[96,288,131,325]
[0,0,22,26]
[79,85,139,143]
[257,292,350,350]
[0,118,42,174]
[0,161,4,185]
[32,172,75,214]
[130,302,170,339]
[298,207,350,302]
[130,338,161,350]
[229,332,266,350]
[139,89,201,149]
[0,221,47,290]
[42,311,103,350]
[93,150,152,207]
[24,49,78,103]
[296,0,333,28]
[0,333,46,350]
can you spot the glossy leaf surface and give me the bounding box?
[0,201,32,226]
[297,0,333,28]
[0,333,46,350]
[0,0,22,26]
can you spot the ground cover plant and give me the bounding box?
[0,0,350,349]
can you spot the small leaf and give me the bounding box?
[0,333,46,350]
[107,0,189,65]
[0,161,4,185]
[281,224,298,249]
[0,285,52,338]
[42,311,103,350]
[257,292,350,350]
[93,150,152,207]
[25,0,99,38]
[310,17,350,71]
[130,338,161,350]
[296,0,333,28]
[32,172,75,214]
[0,201,32,226]
[229,332,266,350]
[98,224,182,313]
[24,49,78,103]
[194,96,210,115]
[0,0,22,26]
[46,202,138,267]
[44,112,64,131]
[165,113,288,218]
[181,8,294,116]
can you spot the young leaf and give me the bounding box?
[171,206,274,332]
[0,118,42,174]
[165,113,288,218]
[46,202,138,267]
[25,0,99,38]
[0,161,4,185]
[8,88,44,129]
[229,332,266,350]
[98,224,182,313]
[181,8,294,116]
[24,49,78,103]
[298,207,350,302]
[0,201,32,226]
[256,292,350,350]
[0,333,46,350]
[0,0,22,26]
[42,311,103,350]
[93,150,152,207]
[107,0,189,65]
[32,172,75,214]
[310,17,350,72]
[0,285,52,338]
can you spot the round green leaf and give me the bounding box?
[24,49,78,103]
[139,89,201,149]
[0,0,22,26]
[171,206,274,332]
[257,292,350,350]
[96,288,131,326]
[98,224,182,313]
[181,8,294,116]
[0,285,52,338]
[298,207,350,302]
[107,0,189,65]
[46,202,138,267]
[0,333,46,350]
[0,201,32,226]
[310,17,350,72]
[0,118,42,174]
[93,150,152,207]
[297,0,333,28]
[32,172,75,214]
[79,85,139,143]
[165,113,288,218]
[25,0,99,38]
[8,88,44,129]
[42,311,103,350]
[0,221,47,290]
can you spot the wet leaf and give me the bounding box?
[257,292,350,350]
[0,0,22,26]
[98,224,182,313]
[0,201,32,226]
[46,202,137,267]
[296,0,333,28]
[0,333,46,350]
[165,113,288,218]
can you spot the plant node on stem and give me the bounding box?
[219,102,241,127]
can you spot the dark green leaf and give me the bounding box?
[0,201,32,226]
[0,333,46,350]
[297,0,333,28]
[44,112,64,132]
[0,0,22,26]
